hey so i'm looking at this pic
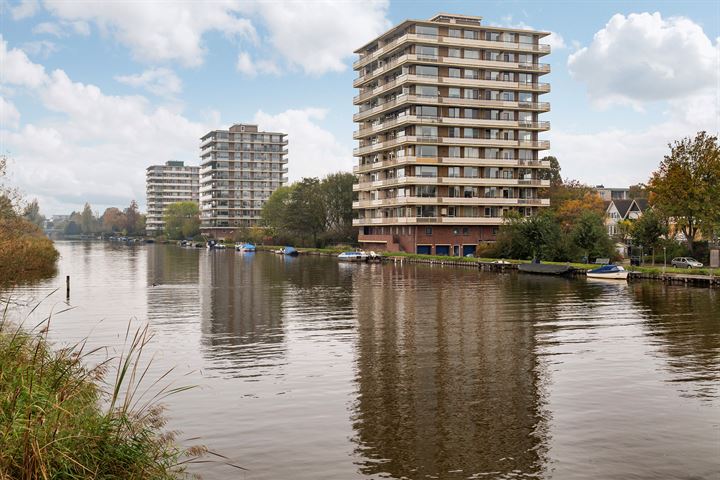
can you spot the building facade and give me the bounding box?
[596,186,630,202]
[199,124,288,238]
[146,160,200,235]
[352,13,552,255]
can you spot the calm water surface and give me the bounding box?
[9,241,720,479]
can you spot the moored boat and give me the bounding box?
[235,243,256,252]
[586,264,629,280]
[338,251,369,262]
[281,246,299,256]
[518,262,574,275]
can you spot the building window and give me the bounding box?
[462,227,470,235]
[416,165,438,177]
[425,227,433,235]
[416,25,438,36]
[448,68,461,78]
[417,146,438,158]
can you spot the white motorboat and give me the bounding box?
[586,264,629,280]
[338,251,369,262]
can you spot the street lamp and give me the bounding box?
[639,244,643,267]
[663,246,667,273]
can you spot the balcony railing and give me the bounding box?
[353,32,550,70]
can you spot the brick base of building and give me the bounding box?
[358,225,498,255]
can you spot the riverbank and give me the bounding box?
[254,245,720,287]
[0,317,198,478]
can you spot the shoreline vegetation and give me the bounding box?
[0,313,208,479]
[250,244,720,279]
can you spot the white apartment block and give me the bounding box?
[146,161,200,235]
[199,124,288,238]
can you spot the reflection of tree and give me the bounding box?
[351,265,552,479]
[632,283,720,397]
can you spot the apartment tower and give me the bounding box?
[352,13,551,255]
[145,160,200,235]
[199,123,288,238]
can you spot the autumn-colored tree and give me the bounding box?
[80,202,97,234]
[555,191,605,232]
[648,131,720,253]
[101,207,126,233]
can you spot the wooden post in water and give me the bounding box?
[66,275,70,299]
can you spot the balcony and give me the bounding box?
[353,32,550,70]
[353,197,549,208]
[353,53,550,88]
[352,216,508,226]
[354,115,550,139]
[353,176,550,190]
[353,94,550,122]
[353,135,550,156]
[353,74,550,104]
[353,156,550,173]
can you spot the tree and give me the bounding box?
[321,172,355,243]
[495,211,562,261]
[648,131,720,254]
[23,199,45,227]
[555,191,605,232]
[124,200,141,235]
[261,185,294,237]
[101,207,126,233]
[539,156,562,187]
[632,208,668,265]
[163,201,200,240]
[80,202,96,234]
[285,178,326,246]
[571,211,613,262]
[64,220,81,236]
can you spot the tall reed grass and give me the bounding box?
[0,296,223,479]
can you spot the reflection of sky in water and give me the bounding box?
[9,242,720,480]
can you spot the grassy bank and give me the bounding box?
[0,217,59,285]
[0,314,201,479]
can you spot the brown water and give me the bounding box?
[9,241,720,479]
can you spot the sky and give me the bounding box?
[1,0,719,215]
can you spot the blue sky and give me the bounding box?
[1,0,718,215]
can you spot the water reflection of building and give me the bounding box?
[351,264,550,479]
[198,251,286,375]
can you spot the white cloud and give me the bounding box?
[43,0,257,67]
[0,96,21,128]
[36,0,390,74]
[0,40,208,214]
[20,40,58,58]
[31,20,89,37]
[568,12,720,108]
[115,68,182,97]
[253,108,352,181]
[0,35,49,87]
[545,31,566,50]
[250,0,392,75]
[11,0,39,19]
[236,51,281,77]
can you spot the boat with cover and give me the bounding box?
[235,243,256,252]
[586,264,628,280]
[281,246,299,256]
[518,261,574,275]
[338,251,369,262]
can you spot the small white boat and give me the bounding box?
[586,264,629,280]
[235,243,256,252]
[338,251,369,262]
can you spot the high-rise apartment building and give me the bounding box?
[199,123,288,238]
[146,160,200,235]
[352,13,552,255]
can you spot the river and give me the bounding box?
[8,241,720,479]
